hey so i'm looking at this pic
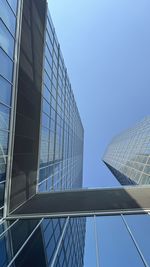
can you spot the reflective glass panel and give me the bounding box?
[53,217,86,267]
[0,130,9,156]
[42,218,66,265]
[43,86,50,103]
[0,20,14,59]
[0,48,13,82]
[0,104,10,130]
[0,163,6,182]
[83,217,97,267]
[0,75,12,106]
[125,214,150,266]
[38,181,46,192]
[44,72,51,91]
[38,5,84,192]
[0,182,5,208]
[0,235,9,267]
[43,99,50,116]
[96,215,144,267]
[42,113,50,129]
[0,0,16,35]
[7,0,18,14]
[0,219,40,267]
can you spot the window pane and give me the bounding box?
[46,32,53,56]
[42,113,50,129]
[41,127,49,142]
[0,104,10,130]
[0,0,16,35]
[7,0,18,14]
[0,49,13,82]
[96,216,144,267]
[0,20,14,59]
[43,86,50,103]
[43,99,50,116]
[45,58,52,80]
[45,45,52,68]
[0,164,6,182]
[38,181,46,192]
[0,76,12,106]
[47,20,54,44]
[39,168,46,183]
[0,130,9,156]
[52,217,86,267]
[44,71,51,92]
[0,232,9,266]
[125,214,150,266]
[0,181,5,208]
[40,140,49,164]
[83,217,97,266]
[4,219,40,257]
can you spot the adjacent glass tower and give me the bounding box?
[103,116,150,185]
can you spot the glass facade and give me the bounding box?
[0,0,84,220]
[1,1,150,266]
[0,0,18,215]
[38,11,84,192]
[9,0,47,212]
[103,116,150,185]
[0,0,84,215]
[0,214,150,267]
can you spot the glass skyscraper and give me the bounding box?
[103,116,150,185]
[38,10,84,193]
[1,1,150,267]
[0,0,84,216]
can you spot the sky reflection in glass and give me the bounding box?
[96,215,144,267]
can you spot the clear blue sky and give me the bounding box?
[48,0,150,188]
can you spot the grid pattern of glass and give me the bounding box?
[103,116,150,185]
[38,10,84,192]
[0,0,18,215]
[0,214,150,267]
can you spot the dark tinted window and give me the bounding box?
[0,182,5,208]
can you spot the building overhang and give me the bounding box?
[8,186,150,219]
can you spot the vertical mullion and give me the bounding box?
[51,216,69,267]
[121,214,148,267]
[94,215,100,267]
